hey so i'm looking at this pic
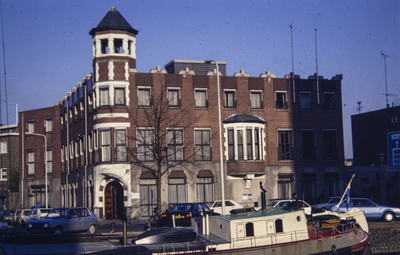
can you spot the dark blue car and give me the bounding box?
[156,203,220,227]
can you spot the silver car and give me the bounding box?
[26,207,98,234]
[329,197,400,222]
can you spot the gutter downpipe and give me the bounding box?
[84,78,88,207]
[21,114,24,209]
[66,97,70,207]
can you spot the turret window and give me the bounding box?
[99,87,109,106]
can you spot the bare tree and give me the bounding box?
[126,76,205,214]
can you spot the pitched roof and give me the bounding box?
[89,6,138,36]
[223,113,266,124]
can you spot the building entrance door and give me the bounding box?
[104,181,124,220]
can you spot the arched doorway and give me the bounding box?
[104,181,124,220]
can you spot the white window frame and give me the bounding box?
[0,141,7,154]
[167,87,181,107]
[27,120,34,134]
[27,150,35,175]
[137,86,151,107]
[44,118,52,133]
[223,89,236,108]
[250,90,263,109]
[194,89,208,108]
[100,129,111,162]
[99,86,110,106]
[275,90,288,109]
[0,168,6,181]
[46,148,53,174]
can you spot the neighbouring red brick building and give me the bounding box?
[19,6,346,219]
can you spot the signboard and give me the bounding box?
[387,131,400,168]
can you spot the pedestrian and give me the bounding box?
[34,202,41,209]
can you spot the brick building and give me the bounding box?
[19,7,346,219]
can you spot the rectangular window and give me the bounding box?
[137,129,154,161]
[46,149,53,174]
[167,129,183,161]
[246,129,253,160]
[138,88,151,106]
[278,176,292,199]
[301,174,315,200]
[299,92,311,110]
[276,92,287,109]
[140,179,157,217]
[168,178,186,204]
[301,130,316,160]
[224,90,236,108]
[250,91,262,109]
[0,169,6,181]
[27,150,35,175]
[114,88,126,105]
[168,89,180,107]
[278,130,292,160]
[324,93,335,110]
[0,142,7,154]
[324,173,339,197]
[100,130,111,162]
[99,87,109,106]
[27,120,34,134]
[323,130,337,160]
[116,129,127,161]
[31,187,46,207]
[228,129,235,160]
[44,118,52,132]
[195,130,211,161]
[254,128,261,160]
[237,130,244,160]
[197,177,213,203]
[195,89,207,108]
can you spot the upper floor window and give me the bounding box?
[195,130,211,161]
[168,88,180,107]
[116,129,127,161]
[115,87,126,105]
[226,125,263,161]
[99,87,109,106]
[27,120,34,134]
[195,89,207,108]
[299,92,311,110]
[278,130,292,160]
[137,129,154,161]
[224,90,236,108]
[276,91,287,109]
[301,130,316,160]
[323,92,335,110]
[167,129,183,161]
[0,169,6,181]
[250,91,262,109]
[0,142,7,154]
[27,150,35,175]
[44,118,52,133]
[100,129,111,162]
[322,130,337,160]
[138,88,151,107]
[46,149,53,174]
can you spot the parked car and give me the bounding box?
[21,208,52,226]
[210,200,243,215]
[15,209,31,227]
[156,203,220,227]
[329,197,400,222]
[267,199,312,216]
[0,210,15,224]
[0,221,7,235]
[312,196,342,212]
[26,207,98,234]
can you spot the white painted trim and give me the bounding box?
[93,122,131,130]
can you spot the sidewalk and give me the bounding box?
[97,218,148,235]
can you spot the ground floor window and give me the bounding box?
[140,179,157,217]
[324,173,339,197]
[278,176,292,199]
[301,174,316,200]
[31,187,46,207]
[197,177,213,203]
[169,178,186,204]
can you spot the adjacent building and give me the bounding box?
[19,7,347,219]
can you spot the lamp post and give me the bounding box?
[206,60,226,215]
[26,133,48,209]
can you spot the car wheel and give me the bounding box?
[54,227,63,235]
[383,212,395,222]
[88,224,96,234]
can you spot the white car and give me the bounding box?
[267,199,312,216]
[210,200,243,215]
[21,208,52,225]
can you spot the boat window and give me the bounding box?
[275,219,283,233]
[245,222,254,237]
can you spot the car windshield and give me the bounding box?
[168,204,192,212]
[46,208,68,218]
[23,211,31,216]
[329,197,341,204]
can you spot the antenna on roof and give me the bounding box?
[315,29,320,104]
[290,25,295,103]
[381,52,390,108]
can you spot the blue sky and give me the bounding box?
[0,0,398,158]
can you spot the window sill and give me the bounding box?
[223,107,237,110]
[167,106,181,109]
[194,106,209,110]
[275,108,288,112]
[250,108,263,111]
[278,159,294,162]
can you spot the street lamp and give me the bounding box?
[205,60,226,215]
[26,133,48,209]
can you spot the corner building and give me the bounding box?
[19,7,346,220]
